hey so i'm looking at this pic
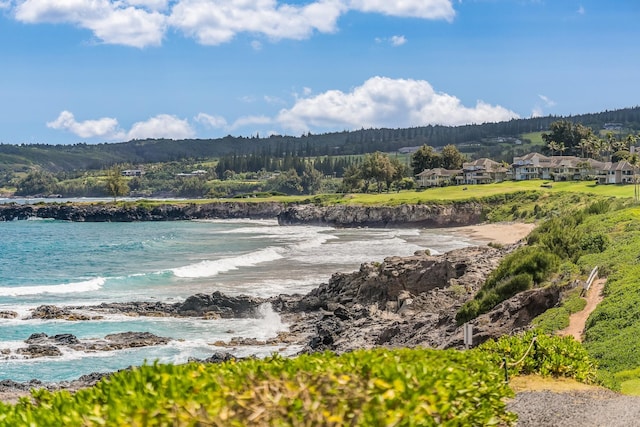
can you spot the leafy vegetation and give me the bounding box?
[456,246,561,323]
[477,331,598,383]
[0,349,516,426]
[457,197,618,325]
[532,287,587,333]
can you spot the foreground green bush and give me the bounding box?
[477,331,598,384]
[0,349,516,427]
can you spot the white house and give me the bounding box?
[460,158,508,185]
[416,168,461,188]
[597,161,635,184]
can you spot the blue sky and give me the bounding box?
[1,0,639,145]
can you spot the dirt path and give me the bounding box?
[557,279,605,342]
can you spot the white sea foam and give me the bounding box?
[0,277,106,297]
[171,247,284,278]
[220,276,327,297]
[256,303,286,337]
[196,219,279,226]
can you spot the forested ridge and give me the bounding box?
[2,106,639,173]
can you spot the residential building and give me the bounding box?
[122,169,144,177]
[597,161,635,184]
[459,158,508,185]
[416,168,461,188]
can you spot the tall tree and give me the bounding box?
[542,120,594,156]
[105,166,129,201]
[410,144,441,175]
[440,144,466,169]
[630,153,640,203]
[361,152,394,193]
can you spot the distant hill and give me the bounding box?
[1,106,639,173]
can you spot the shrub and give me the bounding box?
[477,331,598,383]
[456,246,560,324]
[0,349,517,426]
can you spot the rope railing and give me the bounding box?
[499,335,538,382]
[581,266,599,297]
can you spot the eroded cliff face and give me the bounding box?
[0,202,284,222]
[277,202,484,228]
[0,200,486,227]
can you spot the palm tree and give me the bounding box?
[578,138,589,158]
[547,140,561,157]
[626,133,638,153]
[630,153,640,203]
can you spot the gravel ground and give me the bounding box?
[508,390,640,426]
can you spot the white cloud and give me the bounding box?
[124,0,169,11]
[531,106,543,118]
[195,112,228,128]
[264,95,286,105]
[277,76,519,133]
[251,40,263,50]
[538,94,556,107]
[9,0,455,47]
[348,0,455,20]
[47,110,123,139]
[375,35,407,46]
[168,0,346,45]
[390,35,407,46]
[48,111,195,140]
[127,114,195,139]
[14,0,167,47]
[577,5,585,15]
[229,115,272,130]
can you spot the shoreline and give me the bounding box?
[452,222,536,246]
[0,220,537,403]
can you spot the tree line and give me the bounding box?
[3,106,640,174]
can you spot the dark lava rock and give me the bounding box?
[177,291,264,318]
[102,332,170,350]
[0,311,18,319]
[17,344,63,358]
[29,305,92,321]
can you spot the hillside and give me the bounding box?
[2,106,639,174]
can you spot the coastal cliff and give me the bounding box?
[0,201,284,222]
[0,200,486,227]
[277,202,484,227]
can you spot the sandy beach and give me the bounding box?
[454,222,536,245]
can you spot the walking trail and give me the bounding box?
[557,278,606,342]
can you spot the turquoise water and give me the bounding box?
[0,217,476,382]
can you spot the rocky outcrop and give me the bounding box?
[0,201,284,222]
[271,242,561,353]
[177,292,263,318]
[6,332,171,359]
[289,246,498,313]
[277,202,484,227]
[29,305,100,321]
[30,292,266,320]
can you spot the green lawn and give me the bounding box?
[335,181,635,205]
[113,180,636,207]
[521,131,546,145]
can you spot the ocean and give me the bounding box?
[0,209,479,383]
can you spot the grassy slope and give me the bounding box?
[155,180,635,206]
[575,206,640,390]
